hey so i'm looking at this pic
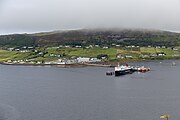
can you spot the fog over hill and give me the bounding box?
[1,0,180,34]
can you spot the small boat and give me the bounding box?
[137,66,150,72]
[172,62,176,66]
[106,71,114,76]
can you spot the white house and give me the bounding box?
[90,58,101,62]
[95,45,99,47]
[103,46,108,49]
[77,57,90,63]
[173,48,178,51]
[28,47,34,49]
[20,50,30,53]
[8,48,14,51]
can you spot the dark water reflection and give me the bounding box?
[0,60,179,120]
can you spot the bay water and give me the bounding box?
[0,60,179,120]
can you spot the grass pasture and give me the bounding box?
[0,46,179,63]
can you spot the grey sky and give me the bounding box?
[0,0,180,34]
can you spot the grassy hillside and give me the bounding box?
[46,47,117,59]
[0,46,179,63]
[0,50,34,62]
[0,29,180,47]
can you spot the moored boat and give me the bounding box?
[115,64,134,76]
[114,64,150,76]
[137,66,150,72]
[106,71,114,76]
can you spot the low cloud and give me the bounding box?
[0,0,180,34]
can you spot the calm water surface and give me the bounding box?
[0,60,180,120]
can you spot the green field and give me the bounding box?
[0,50,34,62]
[140,47,156,54]
[46,47,117,59]
[140,47,179,57]
[0,46,180,63]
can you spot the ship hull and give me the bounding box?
[115,69,133,76]
[115,70,126,76]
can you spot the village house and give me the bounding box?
[173,48,178,51]
[8,48,14,51]
[141,54,150,58]
[125,55,133,59]
[49,54,61,57]
[22,46,27,49]
[156,46,161,48]
[89,45,93,48]
[103,46,108,49]
[94,45,99,47]
[75,45,82,48]
[15,49,20,51]
[65,45,70,48]
[38,52,44,55]
[20,50,30,53]
[150,53,158,57]
[90,58,101,62]
[77,57,90,63]
[28,47,34,49]
[116,53,124,59]
[157,52,166,56]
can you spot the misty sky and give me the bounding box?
[0,0,180,34]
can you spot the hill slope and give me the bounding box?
[0,29,180,47]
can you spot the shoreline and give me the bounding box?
[0,59,168,68]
